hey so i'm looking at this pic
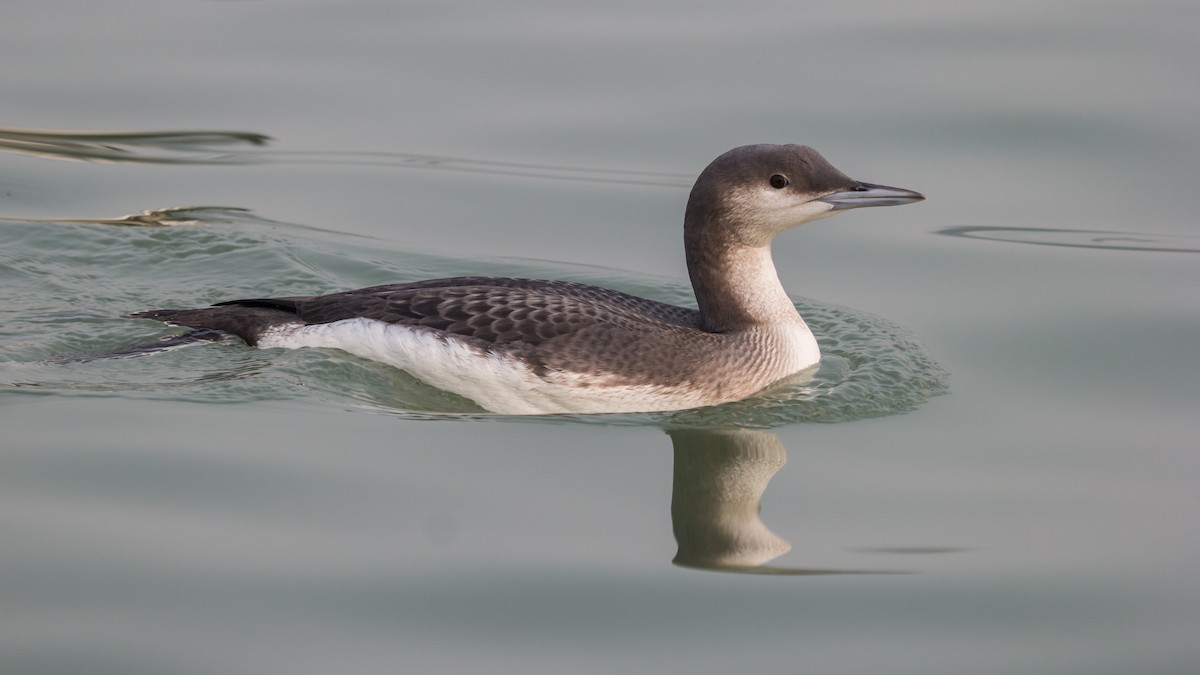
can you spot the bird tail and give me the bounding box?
[125,304,300,345]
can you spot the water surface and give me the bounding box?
[2,1,1198,673]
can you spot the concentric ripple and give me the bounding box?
[0,208,948,427]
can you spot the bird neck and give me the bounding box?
[685,230,802,333]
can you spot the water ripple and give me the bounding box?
[0,126,691,187]
[938,225,1200,253]
[0,127,269,164]
[1,208,948,428]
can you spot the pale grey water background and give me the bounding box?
[2,1,1199,673]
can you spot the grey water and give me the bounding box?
[2,1,1199,673]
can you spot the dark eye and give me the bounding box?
[769,174,789,189]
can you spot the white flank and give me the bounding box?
[255,318,714,415]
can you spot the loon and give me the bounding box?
[128,144,924,414]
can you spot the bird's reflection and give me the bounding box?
[667,429,905,575]
[669,429,790,569]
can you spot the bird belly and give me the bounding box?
[255,317,723,414]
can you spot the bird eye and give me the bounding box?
[769,174,789,189]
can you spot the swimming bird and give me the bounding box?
[128,144,923,414]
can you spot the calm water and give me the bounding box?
[3,1,1199,674]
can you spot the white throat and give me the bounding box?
[719,246,804,326]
